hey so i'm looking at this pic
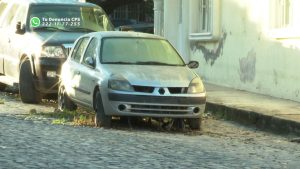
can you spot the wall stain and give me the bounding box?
[191,31,227,66]
[239,49,256,83]
[295,90,300,97]
[273,70,278,86]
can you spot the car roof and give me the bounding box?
[1,0,93,6]
[87,31,165,40]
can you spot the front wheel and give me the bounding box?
[19,60,41,104]
[95,91,111,128]
[188,118,202,130]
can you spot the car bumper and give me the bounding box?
[33,57,66,94]
[103,92,206,118]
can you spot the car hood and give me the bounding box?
[27,31,87,45]
[102,65,198,87]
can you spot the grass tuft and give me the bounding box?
[27,109,95,126]
[52,118,67,125]
[0,100,4,104]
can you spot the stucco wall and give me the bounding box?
[160,0,300,102]
[162,0,190,62]
[184,0,300,102]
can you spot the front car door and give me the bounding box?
[7,4,27,79]
[1,3,20,80]
[0,1,9,74]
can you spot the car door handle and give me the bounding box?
[75,71,80,75]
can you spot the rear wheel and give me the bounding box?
[19,60,41,104]
[95,91,111,128]
[0,82,6,91]
[58,85,77,111]
[188,118,202,130]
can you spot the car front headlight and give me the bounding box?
[187,77,205,94]
[108,75,134,92]
[42,46,65,58]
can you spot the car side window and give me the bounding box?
[71,37,90,62]
[0,2,8,17]
[0,2,8,27]
[1,4,19,28]
[71,38,83,60]
[82,38,98,67]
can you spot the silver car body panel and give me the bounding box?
[61,31,206,118]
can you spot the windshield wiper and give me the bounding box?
[33,26,70,32]
[66,27,95,32]
[104,61,136,64]
[136,61,181,66]
[103,61,183,66]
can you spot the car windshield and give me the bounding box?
[28,5,114,32]
[101,38,185,66]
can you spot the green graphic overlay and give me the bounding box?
[30,17,41,27]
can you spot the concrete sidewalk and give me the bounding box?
[205,83,300,136]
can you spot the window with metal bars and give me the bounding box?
[272,0,292,29]
[199,0,212,33]
[189,0,220,41]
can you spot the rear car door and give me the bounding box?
[68,37,90,99]
[77,38,99,105]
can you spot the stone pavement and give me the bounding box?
[205,83,300,136]
[0,116,299,169]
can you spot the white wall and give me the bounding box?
[161,0,300,102]
[162,0,190,62]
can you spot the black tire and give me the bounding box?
[188,118,202,130]
[0,83,6,91]
[173,118,185,130]
[19,60,41,103]
[95,91,111,128]
[58,85,77,111]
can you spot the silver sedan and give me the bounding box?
[58,31,206,129]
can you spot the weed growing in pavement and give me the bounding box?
[52,118,67,125]
[28,108,95,126]
[25,108,203,133]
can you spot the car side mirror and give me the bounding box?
[187,61,199,69]
[16,22,25,34]
[85,57,95,67]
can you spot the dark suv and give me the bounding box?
[0,0,113,103]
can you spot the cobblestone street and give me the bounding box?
[1,0,300,168]
[0,116,300,169]
[1,91,300,168]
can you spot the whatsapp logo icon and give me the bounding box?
[30,17,41,27]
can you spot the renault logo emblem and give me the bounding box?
[158,88,165,95]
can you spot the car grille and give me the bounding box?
[133,85,154,93]
[127,104,190,115]
[62,43,74,57]
[132,85,188,94]
[168,87,188,94]
[63,47,72,57]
